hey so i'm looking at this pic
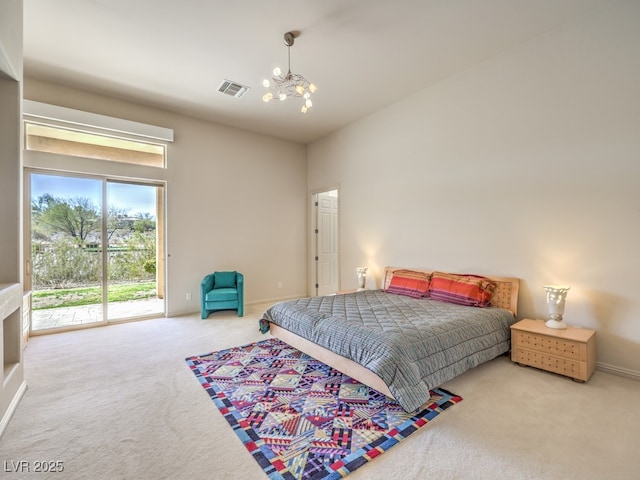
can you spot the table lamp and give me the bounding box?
[356,267,368,291]
[543,285,570,329]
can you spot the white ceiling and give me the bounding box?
[23,0,612,144]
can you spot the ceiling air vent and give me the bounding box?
[217,80,250,98]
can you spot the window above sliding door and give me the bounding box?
[23,99,174,169]
[25,123,167,168]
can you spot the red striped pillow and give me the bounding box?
[385,270,431,299]
[428,272,496,307]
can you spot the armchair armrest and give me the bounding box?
[236,273,244,316]
[201,274,215,295]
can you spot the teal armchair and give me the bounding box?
[201,271,244,318]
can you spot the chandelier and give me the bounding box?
[262,31,317,113]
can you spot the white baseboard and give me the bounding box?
[167,295,306,318]
[596,362,640,380]
[247,294,306,306]
[0,381,27,440]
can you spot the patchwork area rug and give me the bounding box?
[186,338,461,480]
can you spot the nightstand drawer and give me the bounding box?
[512,331,585,361]
[512,348,587,380]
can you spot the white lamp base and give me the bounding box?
[545,319,568,330]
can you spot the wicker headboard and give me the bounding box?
[382,267,520,316]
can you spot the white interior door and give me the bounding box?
[315,190,339,296]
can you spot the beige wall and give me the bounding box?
[308,1,640,376]
[0,0,22,81]
[23,79,308,316]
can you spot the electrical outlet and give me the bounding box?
[277,281,283,289]
[186,292,192,300]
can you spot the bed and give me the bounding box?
[259,267,519,412]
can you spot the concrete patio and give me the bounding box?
[31,297,165,331]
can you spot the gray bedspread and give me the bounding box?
[260,289,515,412]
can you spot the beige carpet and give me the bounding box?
[1,303,639,480]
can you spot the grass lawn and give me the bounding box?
[33,282,157,309]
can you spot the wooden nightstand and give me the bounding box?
[511,319,596,382]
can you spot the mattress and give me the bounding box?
[260,289,516,412]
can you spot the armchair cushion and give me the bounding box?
[214,271,237,289]
[205,288,238,302]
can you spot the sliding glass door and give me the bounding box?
[28,172,165,332]
[106,181,164,321]
[30,174,104,330]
